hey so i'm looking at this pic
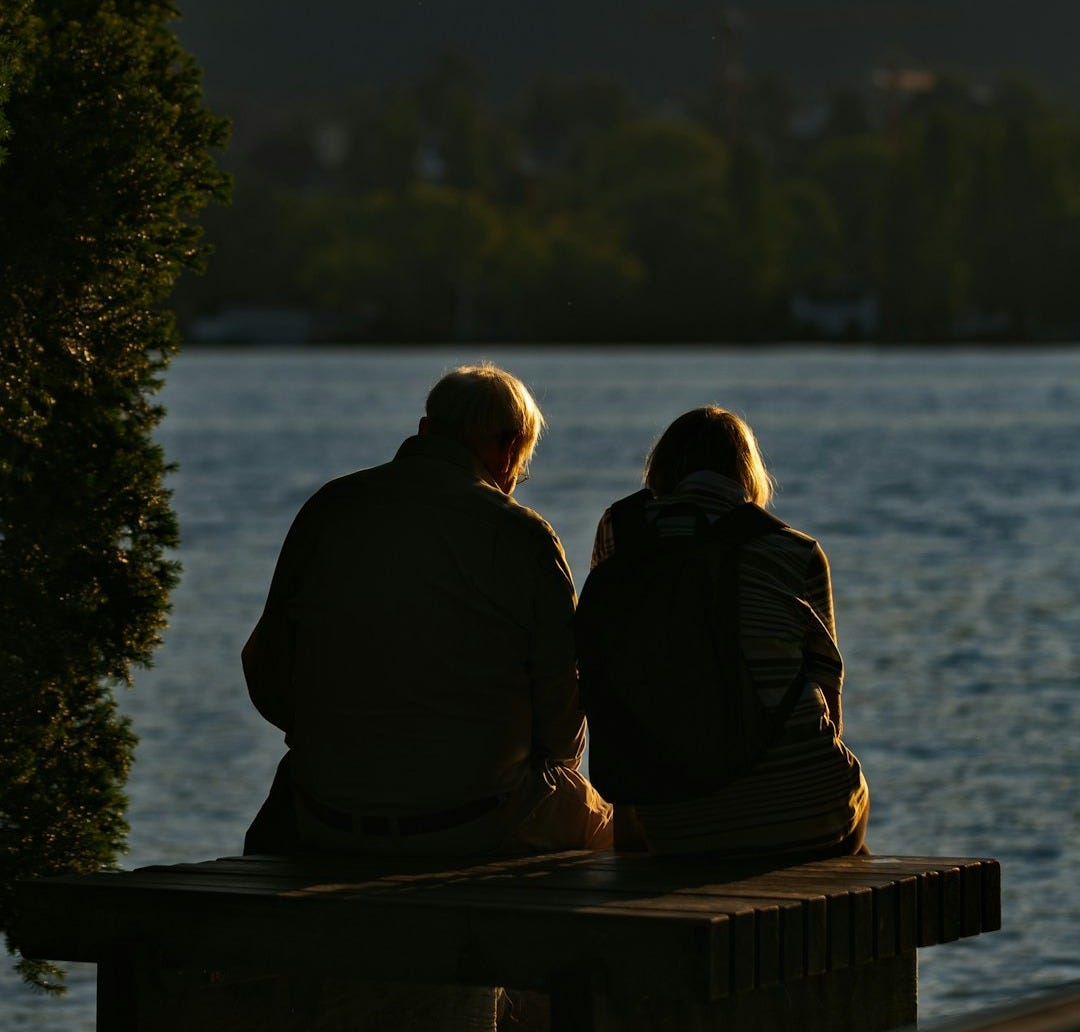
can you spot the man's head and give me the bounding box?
[421,364,545,494]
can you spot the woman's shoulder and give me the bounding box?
[743,515,829,578]
[773,520,823,554]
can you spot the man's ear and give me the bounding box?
[482,433,523,494]
[418,416,430,436]
[497,433,522,475]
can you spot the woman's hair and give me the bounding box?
[644,406,774,506]
[425,363,545,463]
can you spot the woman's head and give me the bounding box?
[644,406,774,506]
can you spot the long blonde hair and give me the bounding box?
[644,406,774,506]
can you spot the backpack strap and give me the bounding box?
[608,488,653,554]
[705,501,788,545]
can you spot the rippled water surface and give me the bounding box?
[4,346,1079,1028]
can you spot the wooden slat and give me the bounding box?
[895,876,919,954]
[959,862,984,938]
[848,886,876,965]
[729,908,757,993]
[981,860,1002,932]
[778,897,806,982]
[827,889,853,970]
[753,903,781,988]
[940,865,963,943]
[920,868,943,947]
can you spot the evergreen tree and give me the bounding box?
[0,0,228,990]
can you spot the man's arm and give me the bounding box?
[243,497,320,734]
[529,529,587,767]
[242,618,294,733]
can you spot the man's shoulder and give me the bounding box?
[511,496,563,541]
[293,463,391,518]
[479,490,565,552]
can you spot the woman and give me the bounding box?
[580,406,868,859]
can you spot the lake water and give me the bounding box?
[4,345,1079,1028]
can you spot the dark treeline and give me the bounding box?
[179,54,1080,343]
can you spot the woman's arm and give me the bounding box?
[804,541,844,737]
[589,507,615,569]
[820,683,843,739]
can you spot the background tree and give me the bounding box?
[515,74,636,172]
[572,120,739,339]
[806,130,892,292]
[0,0,228,990]
[483,211,644,341]
[878,101,972,339]
[963,81,1080,336]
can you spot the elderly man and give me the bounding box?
[243,363,611,856]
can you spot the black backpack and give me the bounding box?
[575,489,805,805]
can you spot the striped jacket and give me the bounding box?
[590,470,868,856]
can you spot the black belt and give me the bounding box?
[302,792,503,837]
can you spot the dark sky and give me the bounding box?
[173,0,1078,118]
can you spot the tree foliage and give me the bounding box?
[179,55,1080,342]
[0,0,228,990]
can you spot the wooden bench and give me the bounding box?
[13,849,1001,1031]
